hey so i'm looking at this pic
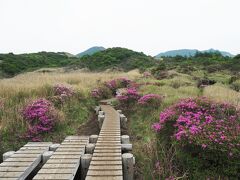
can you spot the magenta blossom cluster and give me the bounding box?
[153,97,240,156]
[53,84,74,102]
[105,77,132,91]
[117,87,141,105]
[138,94,163,107]
[22,99,58,141]
[91,88,103,99]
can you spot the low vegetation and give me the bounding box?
[0,70,140,161]
[0,49,240,179]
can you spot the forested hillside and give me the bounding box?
[73,47,157,71]
[0,52,79,77]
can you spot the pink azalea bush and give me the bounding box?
[105,77,132,93]
[53,84,74,102]
[138,94,163,107]
[91,86,112,100]
[91,77,132,100]
[22,99,59,141]
[117,87,141,108]
[153,97,240,177]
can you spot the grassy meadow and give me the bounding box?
[0,69,140,161]
[0,66,239,179]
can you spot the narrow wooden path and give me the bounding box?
[0,142,52,180]
[33,136,89,180]
[86,105,123,180]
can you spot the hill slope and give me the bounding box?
[155,49,233,58]
[73,47,156,71]
[0,52,78,77]
[76,46,105,57]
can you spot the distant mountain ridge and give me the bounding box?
[155,49,233,58]
[76,46,105,57]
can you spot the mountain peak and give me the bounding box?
[76,46,105,57]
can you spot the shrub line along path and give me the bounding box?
[86,104,123,180]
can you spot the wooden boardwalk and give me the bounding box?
[33,136,89,180]
[0,142,52,180]
[86,105,123,180]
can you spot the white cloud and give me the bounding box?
[0,0,239,55]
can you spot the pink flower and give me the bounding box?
[152,123,162,132]
[22,98,58,141]
[138,94,163,107]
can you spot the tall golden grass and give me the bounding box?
[203,83,240,107]
[0,69,140,130]
[0,69,140,97]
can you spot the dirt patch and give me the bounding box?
[77,113,100,136]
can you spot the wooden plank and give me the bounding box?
[15,150,46,154]
[26,142,52,144]
[87,170,122,176]
[0,166,28,172]
[93,153,121,157]
[37,168,76,174]
[56,148,84,152]
[46,159,80,164]
[5,157,40,162]
[0,161,33,167]
[42,164,77,169]
[34,173,73,180]
[0,171,23,178]
[95,146,121,150]
[53,152,84,155]
[86,176,123,180]
[50,155,81,159]
[91,160,122,165]
[89,165,122,170]
[10,154,41,158]
[20,147,49,150]
[92,157,122,161]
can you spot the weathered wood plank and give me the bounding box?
[86,176,123,180]
[45,158,80,164]
[37,168,76,174]
[34,173,73,179]
[93,153,121,157]
[89,165,122,170]
[87,170,122,176]
[41,164,77,169]
[50,155,81,159]
[4,157,40,162]
[0,166,28,172]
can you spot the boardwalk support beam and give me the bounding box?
[81,154,92,179]
[86,143,95,154]
[98,114,105,128]
[42,151,54,164]
[2,151,15,161]
[122,153,134,180]
[89,135,98,143]
[120,114,127,128]
[49,143,60,151]
[121,135,130,144]
[121,144,132,153]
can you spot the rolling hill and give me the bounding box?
[155,49,233,58]
[76,46,105,57]
[73,47,157,71]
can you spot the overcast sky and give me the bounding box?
[0,0,239,55]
